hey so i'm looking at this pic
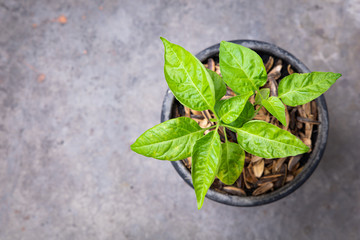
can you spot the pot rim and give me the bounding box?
[161,39,329,207]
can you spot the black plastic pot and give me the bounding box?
[161,40,329,207]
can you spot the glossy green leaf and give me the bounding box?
[192,131,222,209]
[206,69,226,102]
[228,101,255,128]
[262,97,287,126]
[219,41,267,95]
[278,72,341,106]
[217,142,245,185]
[131,117,206,161]
[217,92,253,124]
[161,37,215,111]
[255,88,270,105]
[229,120,309,158]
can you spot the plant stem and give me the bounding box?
[223,126,228,142]
[215,123,220,132]
[251,87,264,119]
[252,103,263,118]
[202,125,216,131]
[211,107,220,121]
[221,123,235,130]
[255,87,264,101]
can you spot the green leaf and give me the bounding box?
[131,117,206,161]
[217,92,253,124]
[262,97,287,126]
[192,131,222,209]
[278,72,341,106]
[229,120,309,158]
[228,101,254,128]
[161,37,215,111]
[206,69,226,102]
[255,88,270,105]
[217,142,245,185]
[219,41,267,95]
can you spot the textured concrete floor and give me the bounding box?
[0,0,359,239]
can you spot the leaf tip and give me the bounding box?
[130,141,139,153]
[301,144,310,154]
[130,141,135,150]
[197,200,204,210]
[160,37,170,46]
[220,40,230,47]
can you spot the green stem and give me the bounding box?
[256,88,264,101]
[211,107,220,121]
[223,126,228,142]
[251,87,264,119]
[215,123,220,132]
[252,103,263,118]
[202,125,216,131]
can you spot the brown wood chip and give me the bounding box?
[299,132,312,150]
[262,174,283,179]
[287,64,294,75]
[226,86,236,96]
[257,174,283,185]
[199,118,210,128]
[254,114,270,122]
[296,116,321,125]
[311,101,318,119]
[243,170,252,189]
[286,174,294,183]
[282,106,290,131]
[251,156,263,163]
[191,109,203,116]
[249,95,255,104]
[215,65,221,75]
[288,155,303,171]
[304,102,311,117]
[269,77,278,97]
[183,157,192,168]
[207,58,215,72]
[223,186,246,196]
[297,105,307,118]
[184,106,191,118]
[294,166,304,177]
[269,60,282,80]
[253,182,273,196]
[201,110,213,126]
[290,108,297,130]
[237,174,244,189]
[273,157,287,173]
[267,60,282,96]
[220,95,232,100]
[246,168,258,184]
[274,163,287,188]
[264,168,271,175]
[253,159,264,178]
[265,56,274,72]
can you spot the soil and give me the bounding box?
[171,52,319,197]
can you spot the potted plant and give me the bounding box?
[131,38,341,209]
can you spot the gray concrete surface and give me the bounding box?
[0,0,359,239]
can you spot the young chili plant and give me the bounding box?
[131,38,341,209]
